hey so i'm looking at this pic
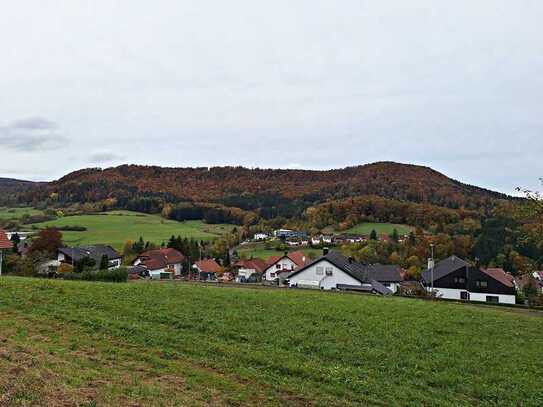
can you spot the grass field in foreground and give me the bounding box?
[0,277,541,406]
[343,222,414,236]
[27,211,235,249]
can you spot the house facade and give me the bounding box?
[193,259,221,281]
[233,258,267,282]
[287,250,402,293]
[133,248,185,279]
[263,251,307,281]
[422,256,516,304]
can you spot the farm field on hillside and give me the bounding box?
[0,277,541,406]
[343,222,414,236]
[237,243,322,260]
[26,211,235,249]
[0,207,42,220]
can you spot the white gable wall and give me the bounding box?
[288,259,361,290]
[264,257,298,280]
[430,287,515,305]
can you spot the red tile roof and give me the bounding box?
[266,251,307,269]
[136,248,185,271]
[0,230,13,250]
[481,268,515,288]
[195,259,221,273]
[234,258,267,273]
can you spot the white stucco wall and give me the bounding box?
[288,260,361,290]
[264,257,298,280]
[430,287,515,304]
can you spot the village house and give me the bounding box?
[287,250,402,293]
[0,229,14,276]
[233,258,267,282]
[133,248,185,280]
[421,256,516,304]
[253,233,269,241]
[193,259,221,281]
[58,245,123,270]
[263,251,307,281]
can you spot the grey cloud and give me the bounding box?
[0,117,67,151]
[89,151,124,164]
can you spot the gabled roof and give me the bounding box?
[195,259,221,273]
[136,248,185,271]
[288,251,402,283]
[481,268,514,288]
[421,256,470,284]
[266,251,307,269]
[59,245,121,263]
[234,258,267,273]
[0,230,13,250]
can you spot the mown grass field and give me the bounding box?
[0,277,541,406]
[237,244,322,261]
[27,211,235,249]
[343,222,414,236]
[0,206,42,220]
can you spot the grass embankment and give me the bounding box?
[237,243,322,260]
[0,207,42,220]
[27,211,235,249]
[0,277,541,406]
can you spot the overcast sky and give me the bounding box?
[1,1,541,194]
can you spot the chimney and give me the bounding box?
[323,247,329,256]
[475,258,481,268]
[284,251,288,257]
[427,258,434,270]
[348,256,354,264]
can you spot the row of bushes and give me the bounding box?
[62,268,128,283]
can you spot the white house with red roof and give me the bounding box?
[263,251,307,281]
[0,229,14,276]
[133,248,185,279]
[193,259,221,281]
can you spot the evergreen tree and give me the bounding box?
[391,229,399,243]
[99,254,109,270]
[370,229,378,240]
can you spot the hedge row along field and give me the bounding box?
[0,277,542,406]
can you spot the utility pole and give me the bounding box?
[0,249,3,277]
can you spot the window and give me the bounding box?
[486,296,499,303]
[454,277,466,284]
[276,264,281,269]
[476,280,488,288]
[325,267,333,276]
[270,272,276,278]
[460,291,470,300]
[316,266,324,275]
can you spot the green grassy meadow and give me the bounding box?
[0,277,541,406]
[237,243,322,260]
[343,222,414,236]
[0,207,42,220]
[27,211,235,249]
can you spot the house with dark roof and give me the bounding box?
[287,250,402,293]
[421,256,516,304]
[133,248,185,279]
[263,251,308,281]
[58,245,122,270]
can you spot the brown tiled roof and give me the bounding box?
[234,258,267,273]
[137,248,185,271]
[482,268,514,288]
[287,251,307,267]
[195,259,221,273]
[0,230,13,250]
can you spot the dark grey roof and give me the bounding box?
[59,245,122,263]
[289,251,402,284]
[421,256,470,284]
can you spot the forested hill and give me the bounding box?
[21,162,513,214]
[0,178,41,205]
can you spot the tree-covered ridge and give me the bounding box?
[23,162,514,215]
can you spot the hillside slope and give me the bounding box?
[25,162,512,213]
[0,177,41,205]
